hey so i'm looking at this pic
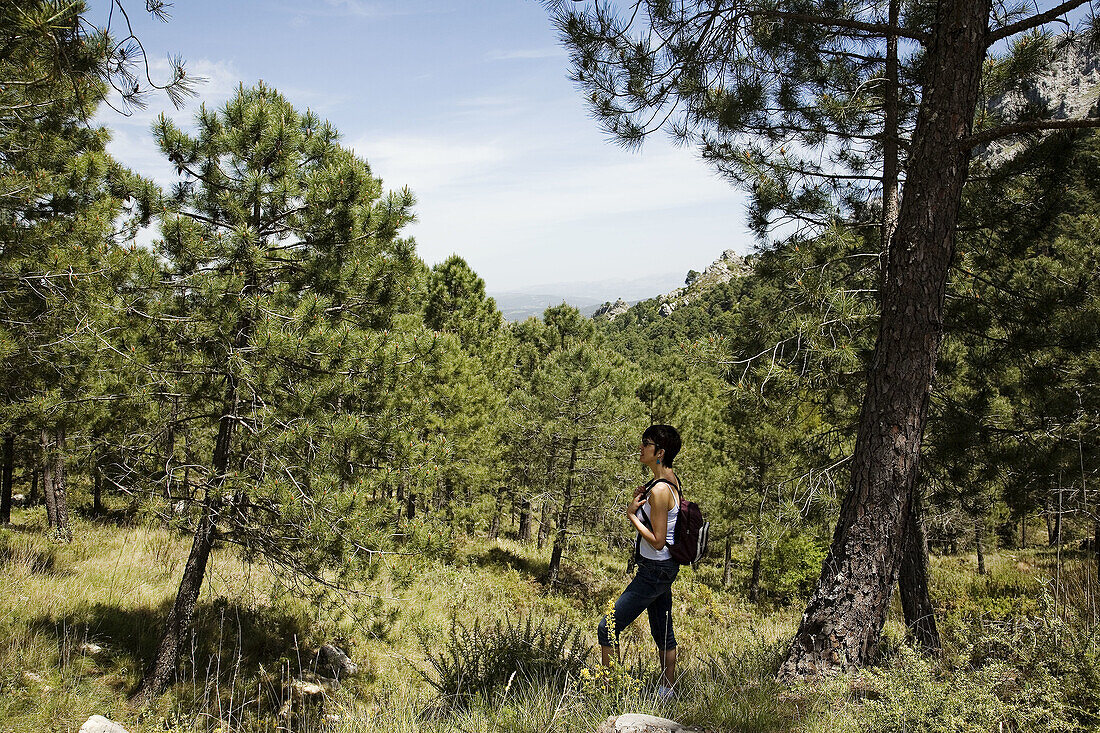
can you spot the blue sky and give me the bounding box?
[90,0,753,293]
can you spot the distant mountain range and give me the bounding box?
[488,271,687,321]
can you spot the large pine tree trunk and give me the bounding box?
[546,436,578,585]
[780,0,989,679]
[29,462,38,507]
[723,535,734,587]
[975,519,986,575]
[898,492,941,654]
[93,451,104,515]
[1094,519,1100,581]
[1,433,13,524]
[51,427,71,542]
[749,530,763,603]
[537,499,552,549]
[488,486,504,540]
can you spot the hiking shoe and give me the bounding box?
[656,684,675,701]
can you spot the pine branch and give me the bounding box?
[966,117,1100,148]
[988,0,1089,43]
[753,9,929,43]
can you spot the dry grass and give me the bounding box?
[10,507,1091,732]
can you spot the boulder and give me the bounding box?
[79,715,129,733]
[316,642,358,678]
[658,303,675,318]
[11,493,25,506]
[596,713,702,733]
[22,671,51,691]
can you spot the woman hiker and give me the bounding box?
[597,424,682,700]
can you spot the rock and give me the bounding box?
[22,671,51,690]
[289,678,326,699]
[317,642,358,678]
[982,34,1100,166]
[593,298,631,321]
[654,249,748,319]
[596,713,702,733]
[278,677,328,720]
[79,642,106,657]
[79,715,129,733]
[11,493,25,506]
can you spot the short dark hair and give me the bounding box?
[643,424,681,467]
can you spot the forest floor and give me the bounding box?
[2,505,1098,733]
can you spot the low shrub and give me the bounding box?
[865,603,1100,732]
[417,613,589,706]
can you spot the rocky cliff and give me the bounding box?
[592,249,749,321]
[655,249,749,317]
[982,33,1100,165]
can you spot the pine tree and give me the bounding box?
[550,0,1100,677]
[130,82,421,699]
[0,0,157,538]
[424,254,504,357]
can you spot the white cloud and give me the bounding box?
[351,134,511,193]
[323,0,398,17]
[317,0,449,18]
[358,130,752,288]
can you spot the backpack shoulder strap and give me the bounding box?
[650,477,681,504]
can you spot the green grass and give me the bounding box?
[3,507,1100,732]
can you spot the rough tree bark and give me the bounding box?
[723,535,734,588]
[749,530,763,603]
[131,496,216,701]
[518,496,531,541]
[779,0,990,679]
[975,519,986,575]
[41,427,72,542]
[41,430,56,529]
[92,452,104,515]
[488,486,504,540]
[898,491,941,653]
[29,462,38,507]
[537,499,552,549]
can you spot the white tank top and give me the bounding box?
[637,478,679,561]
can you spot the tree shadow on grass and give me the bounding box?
[474,545,546,577]
[25,596,324,696]
[0,533,71,576]
[73,502,142,527]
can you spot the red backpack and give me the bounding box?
[668,480,710,566]
[637,477,711,566]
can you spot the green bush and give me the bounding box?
[862,646,1071,732]
[760,534,828,603]
[865,605,1100,732]
[417,613,589,706]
